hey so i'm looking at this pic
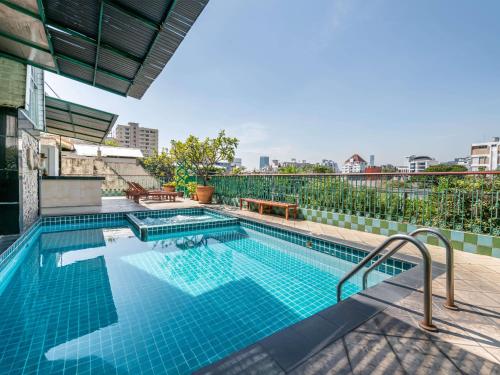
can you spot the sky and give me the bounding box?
[45,0,500,169]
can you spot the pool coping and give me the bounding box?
[125,209,239,240]
[194,208,448,374]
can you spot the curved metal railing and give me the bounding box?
[336,234,437,331]
[361,228,457,310]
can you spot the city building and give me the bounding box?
[342,154,367,173]
[407,155,438,173]
[444,157,471,170]
[321,159,340,172]
[259,156,270,170]
[114,122,159,157]
[470,137,500,171]
[397,166,410,173]
[369,155,375,167]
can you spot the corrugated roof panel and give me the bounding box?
[101,4,155,58]
[50,29,96,65]
[113,0,171,24]
[0,35,55,68]
[94,72,130,95]
[57,57,94,82]
[74,144,144,158]
[97,48,139,79]
[46,127,103,143]
[45,0,99,38]
[45,96,118,144]
[0,4,48,48]
[0,0,208,98]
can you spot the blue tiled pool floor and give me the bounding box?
[0,223,394,374]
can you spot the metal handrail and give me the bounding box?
[336,234,437,331]
[361,228,457,310]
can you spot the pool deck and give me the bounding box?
[43,198,500,373]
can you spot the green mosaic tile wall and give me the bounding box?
[224,197,500,258]
[301,208,500,258]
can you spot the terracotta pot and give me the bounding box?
[196,185,214,204]
[163,185,175,192]
[191,194,198,201]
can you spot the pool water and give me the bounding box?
[140,214,216,225]
[0,221,395,375]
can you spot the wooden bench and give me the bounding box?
[240,198,298,220]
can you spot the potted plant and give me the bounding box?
[187,182,198,200]
[163,181,176,192]
[170,131,239,204]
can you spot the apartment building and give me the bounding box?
[342,154,367,173]
[470,137,500,171]
[114,122,158,157]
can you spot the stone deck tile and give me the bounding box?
[214,206,500,373]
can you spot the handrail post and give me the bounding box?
[337,234,437,331]
[361,228,457,310]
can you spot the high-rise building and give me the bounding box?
[470,137,500,171]
[369,155,375,167]
[113,122,158,157]
[259,156,270,170]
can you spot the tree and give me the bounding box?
[103,138,120,147]
[312,165,333,173]
[141,149,175,180]
[170,130,239,185]
[425,164,468,173]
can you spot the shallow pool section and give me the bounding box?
[0,217,414,374]
[126,208,238,240]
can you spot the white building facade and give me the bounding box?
[342,154,367,174]
[407,155,438,173]
[470,137,500,171]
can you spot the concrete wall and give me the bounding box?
[41,179,103,208]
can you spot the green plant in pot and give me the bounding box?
[186,182,198,200]
[170,131,239,204]
[162,181,176,192]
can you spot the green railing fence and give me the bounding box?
[207,172,500,236]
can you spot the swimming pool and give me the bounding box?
[0,210,414,374]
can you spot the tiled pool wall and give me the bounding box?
[1,208,415,287]
[126,208,239,240]
[219,197,500,258]
[238,218,414,277]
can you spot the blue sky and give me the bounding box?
[46,0,500,169]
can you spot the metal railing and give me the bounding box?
[336,234,437,331]
[208,172,500,235]
[361,228,457,310]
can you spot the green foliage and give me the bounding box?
[231,166,246,175]
[141,149,174,180]
[163,181,176,187]
[207,174,500,235]
[103,138,120,147]
[278,165,300,174]
[186,181,198,195]
[278,164,333,174]
[381,165,398,173]
[425,164,468,172]
[170,130,239,185]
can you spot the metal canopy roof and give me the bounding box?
[0,0,209,98]
[45,95,118,143]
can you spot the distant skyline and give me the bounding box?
[45,0,500,169]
